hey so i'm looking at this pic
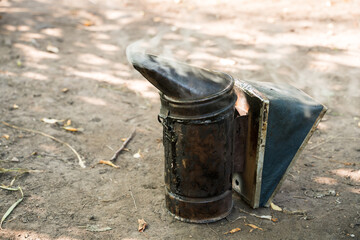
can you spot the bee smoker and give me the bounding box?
[128,52,327,222]
[129,52,237,223]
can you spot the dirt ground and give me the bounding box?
[0,0,359,239]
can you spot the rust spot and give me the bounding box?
[182,159,187,168]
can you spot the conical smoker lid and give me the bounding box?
[128,52,234,101]
[233,80,327,208]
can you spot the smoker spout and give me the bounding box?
[128,52,233,101]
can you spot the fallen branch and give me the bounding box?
[1,121,85,168]
[110,129,136,162]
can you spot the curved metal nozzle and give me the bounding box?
[128,51,233,101]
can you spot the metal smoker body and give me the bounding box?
[129,52,237,223]
[159,86,236,223]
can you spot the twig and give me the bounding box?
[129,187,137,210]
[329,159,356,166]
[0,168,42,174]
[10,176,17,187]
[293,196,307,199]
[282,209,307,216]
[206,223,220,238]
[105,145,114,151]
[311,155,326,160]
[230,216,247,223]
[81,201,90,210]
[308,136,336,150]
[307,135,358,150]
[238,208,273,221]
[110,129,136,162]
[1,121,85,168]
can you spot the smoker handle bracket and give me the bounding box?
[158,114,178,143]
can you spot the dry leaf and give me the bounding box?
[41,118,65,124]
[138,219,147,232]
[82,20,95,26]
[2,134,10,140]
[270,202,282,211]
[46,45,59,53]
[224,227,241,234]
[62,88,69,93]
[133,150,141,159]
[245,223,263,231]
[63,126,84,132]
[64,119,72,127]
[99,160,119,169]
[271,218,278,222]
[0,186,24,228]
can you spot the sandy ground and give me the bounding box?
[0,0,359,239]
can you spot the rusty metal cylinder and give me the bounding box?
[128,52,237,222]
[158,73,237,223]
